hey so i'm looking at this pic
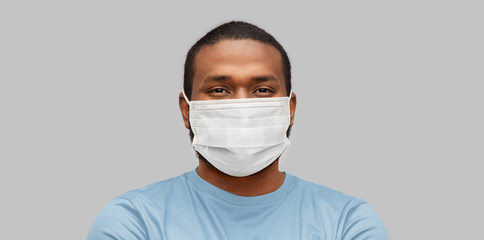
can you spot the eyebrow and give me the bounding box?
[252,75,278,82]
[204,75,231,82]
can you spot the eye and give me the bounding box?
[208,88,228,94]
[254,88,274,94]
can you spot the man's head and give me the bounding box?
[179,21,297,168]
[183,21,292,101]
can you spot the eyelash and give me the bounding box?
[208,88,229,94]
[254,88,276,94]
[207,87,275,94]
[255,88,271,93]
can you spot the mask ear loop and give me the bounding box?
[182,91,191,106]
[182,91,195,144]
[279,89,293,167]
[287,89,293,104]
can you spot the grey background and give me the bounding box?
[1,1,482,239]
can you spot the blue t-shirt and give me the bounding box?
[87,170,388,240]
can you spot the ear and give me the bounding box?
[179,92,191,129]
[289,92,297,128]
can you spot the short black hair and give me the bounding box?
[183,21,291,100]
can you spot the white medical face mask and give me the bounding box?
[183,92,292,177]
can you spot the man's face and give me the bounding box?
[180,39,296,131]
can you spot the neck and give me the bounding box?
[196,157,285,197]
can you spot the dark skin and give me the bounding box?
[179,39,297,197]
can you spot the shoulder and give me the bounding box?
[87,172,190,240]
[290,175,389,240]
[291,175,364,209]
[120,172,189,205]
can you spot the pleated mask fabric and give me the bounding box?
[184,92,292,177]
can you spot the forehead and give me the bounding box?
[192,39,284,87]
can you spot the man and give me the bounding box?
[87,21,388,240]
